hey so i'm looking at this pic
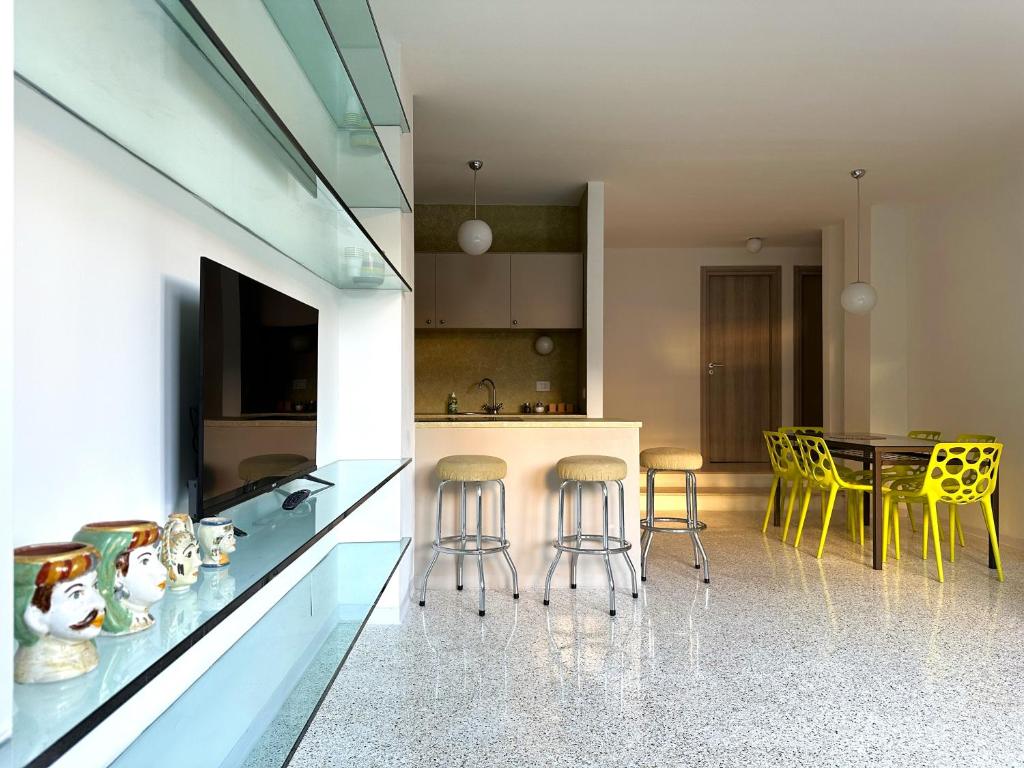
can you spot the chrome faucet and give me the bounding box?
[475,377,503,414]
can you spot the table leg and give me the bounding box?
[990,482,1000,569]
[862,454,871,527]
[773,481,782,527]
[872,447,883,570]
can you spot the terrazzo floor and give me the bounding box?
[289,507,1024,767]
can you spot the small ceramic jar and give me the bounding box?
[75,520,166,635]
[198,517,236,568]
[14,542,106,683]
[159,513,201,591]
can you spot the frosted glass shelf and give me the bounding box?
[110,539,411,768]
[14,0,410,291]
[11,459,410,768]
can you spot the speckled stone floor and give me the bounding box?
[289,508,1024,767]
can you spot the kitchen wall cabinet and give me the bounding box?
[434,251,511,328]
[416,251,583,330]
[414,253,436,328]
[510,252,583,329]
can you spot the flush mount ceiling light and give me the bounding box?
[457,160,493,256]
[746,237,764,253]
[840,168,878,314]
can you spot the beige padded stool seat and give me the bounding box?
[437,454,507,482]
[556,455,627,483]
[640,447,703,472]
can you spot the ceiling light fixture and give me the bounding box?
[457,160,493,255]
[840,169,877,314]
[746,237,764,253]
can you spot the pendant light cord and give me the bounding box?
[473,168,478,219]
[856,174,862,282]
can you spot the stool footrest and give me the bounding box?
[432,534,510,557]
[552,533,632,555]
[641,517,707,534]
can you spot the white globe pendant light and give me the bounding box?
[840,169,877,314]
[457,160,493,255]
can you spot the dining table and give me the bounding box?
[773,433,1000,571]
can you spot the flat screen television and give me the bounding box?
[198,257,318,517]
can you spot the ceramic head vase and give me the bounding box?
[75,520,165,635]
[14,542,106,683]
[198,517,236,568]
[159,513,201,591]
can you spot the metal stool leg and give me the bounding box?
[617,480,639,598]
[569,481,582,588]
[418,480,448,606]
[456,482,466,590]
[686,471,700,569]
[688,471,710,583]
[641,469,655,581]
[496,479,519,599]
[601,482,617,616]
[476,482,486,616]
[543,482,567,605]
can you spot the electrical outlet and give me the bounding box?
[536,381,550,392]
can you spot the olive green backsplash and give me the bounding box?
[415,330,582,414]
[415,205,580,252]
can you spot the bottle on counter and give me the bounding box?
[446,392,459,414]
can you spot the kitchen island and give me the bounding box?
[414,416,642,591]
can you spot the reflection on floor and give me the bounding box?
[290,508,1023,767]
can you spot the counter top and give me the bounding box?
[415,415,642,428]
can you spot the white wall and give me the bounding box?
[868,205,909,435]
[604,246,821,451]
[820,224,845,432]
[1,21,13,742]
[903,158,1024,541]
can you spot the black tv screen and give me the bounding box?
[199,258,318,515]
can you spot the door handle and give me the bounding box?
[707,362,725,376]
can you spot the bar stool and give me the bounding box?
[543,455,638,617]
[640,447,709,584]
[418,455,519,616]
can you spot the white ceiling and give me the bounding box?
[374,0,1024,247]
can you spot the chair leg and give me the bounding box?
[882,495,891,564]
[927,498,944,583]
[906,501,917,533]
[642,469,655,581]
[601,483,616,617]
[980,497,1005,582]
[475,483,486,616]
[893,499,901,560]
[543,482,567,606]
[951,503,966,547]
[496,480,519,599]
[617,480,639,597]
[948,503,957,563]
[762,475,780,533]
[781,479,801,544]
[419,480,448,606]
[456,482,466,590]
[793,484,814,549]
[570,482,582,588]
[815,486,840,559]
[687,471,709,583]
[922,503,930,560]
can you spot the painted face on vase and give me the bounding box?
[159,513,201,591]
[198,518,236,568]
[75,521,165,635]
[14,543,106,684]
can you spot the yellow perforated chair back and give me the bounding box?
[780,426,824,436]
[908,430,942,441]
[956,433,996,443]
[764,431,800,481]
[794,435,841,489]
[921,443,1002,505]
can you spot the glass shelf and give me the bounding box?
[14,0,410,291]
[10,459,410,768]
[109,539,411,768]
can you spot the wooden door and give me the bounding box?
[510,252,583,329]
[414,253,436,328]
[434,252,511,328]
[701,267,781,465]
[794,266,823,426]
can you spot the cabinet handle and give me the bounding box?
[439,319,446,325]
[512,319,518,326]
[425,319,432,325]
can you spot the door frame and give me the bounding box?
[700,265,781,469]
[793,265,823,425]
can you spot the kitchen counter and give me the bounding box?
[414,416,642,589]
[416,414,642,428]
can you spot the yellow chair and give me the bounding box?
[792,435,873,558]
[761,431,802,539]
[943,433,997,560]
[883,442,1003,582]
[885,430,942,537]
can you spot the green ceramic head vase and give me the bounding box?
[75,521,165,635]
[13,542,106,684]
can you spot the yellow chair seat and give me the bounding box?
[640,447,703,471]
[556,455,627,482]
[437,454,507,482]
